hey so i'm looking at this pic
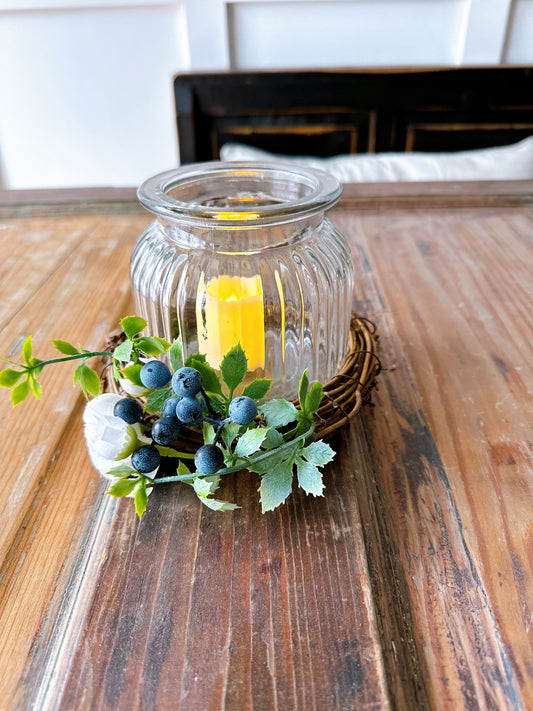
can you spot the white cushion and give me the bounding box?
[220,136,533,182]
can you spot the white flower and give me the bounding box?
[118,379,149,397]
[83,393,152,480]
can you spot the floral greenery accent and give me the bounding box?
[0,316,335,518]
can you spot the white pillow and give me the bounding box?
[220,136,533,182]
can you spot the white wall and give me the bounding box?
[0,0,531,190]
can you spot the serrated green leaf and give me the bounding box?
[185,353,206,365]
[305,382,323,415]
[134,480,149,518]
[22,336,32,365]
[120,315,147,340]
[248,441,300,475]
[301,440,335,467]
[0,368,24,388]
[242,378,272,400]
[193,476,220,497]
[259,399,298,427]
[29,376,43,399]
[52,339,79,356]
[197,496,240,511]
[107,477,139,498]
[145,386,173,413]
[11,377,31,406]
[134,336,168,356]
[169,337,183,371]
[113,339,134,363]
[298,370,309,407]
[220,343,247,394]
[234,427,269,457]
[186,355,222,395]
[259,461,294,512]
[107,464,136,478]
[73,364,101,398]
[296,459,324,497]
[221,421,240,450]
[262,427,284,449]
[203,421,216,445]
[119,363,144,387]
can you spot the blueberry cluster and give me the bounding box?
[112,362,259,477]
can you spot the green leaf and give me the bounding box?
[301,440,335,467]
[177,461,191,478]
[154,445,185,458]
[134,480,149,518]
[259,461,294,512]
[262,427,284,449]
[107,477,139,498]
[107,464,136,478]
[234,427,269,457]
[296,459,324,497]
[0,368,24,388]
[197,496,240,512]
[145,386,173,413]
[298,370,309,407]
[29,375,43,399]
[203,421,216,445]
[248,441,300,475]
[134,336,168,356]
[186,355,222,395]
[169,337,183,371]
[52,339,79,356]
[221,421,240,450]
[22,336,33,365]
[259,399,298,427]
[305,382,323,415]
[11,377,31,406]
[185,353,206,365]
[193,476,220,497]
[220,343,248,394]
[73,364,101,398]
[242,378,272,400]
[119,363,144,387]
[120,315,147,340]
[113,339,134,363]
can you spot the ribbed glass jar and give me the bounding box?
[131,162,354,399]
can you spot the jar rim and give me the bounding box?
[137,161,342,226]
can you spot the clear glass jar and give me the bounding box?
[131,162,354,399]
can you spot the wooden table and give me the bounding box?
[0,181,532,710]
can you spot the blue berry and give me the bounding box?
[175,396,203,424]
[195,444,225,474]
[228,396,258,425]
[162,395,181,419]
[151,416,181,446]
[113,397,142,424]
[131,445,161,473]
[172,367,202,398]
[140,360,171,389]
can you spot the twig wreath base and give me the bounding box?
[101,312,380,450]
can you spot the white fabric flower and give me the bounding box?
[83,393,152,481]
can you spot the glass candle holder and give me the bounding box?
[131,162,354,399]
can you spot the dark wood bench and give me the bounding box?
[173,67,533,163]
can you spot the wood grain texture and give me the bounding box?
[0,184,532,710]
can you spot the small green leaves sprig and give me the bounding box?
[1,315,335,518]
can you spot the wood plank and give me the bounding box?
[333,205,533,708]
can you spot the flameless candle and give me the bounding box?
[196,274,265,370]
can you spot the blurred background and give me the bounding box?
[0,0,532,190]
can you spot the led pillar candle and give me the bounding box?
[196,274,265,370]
